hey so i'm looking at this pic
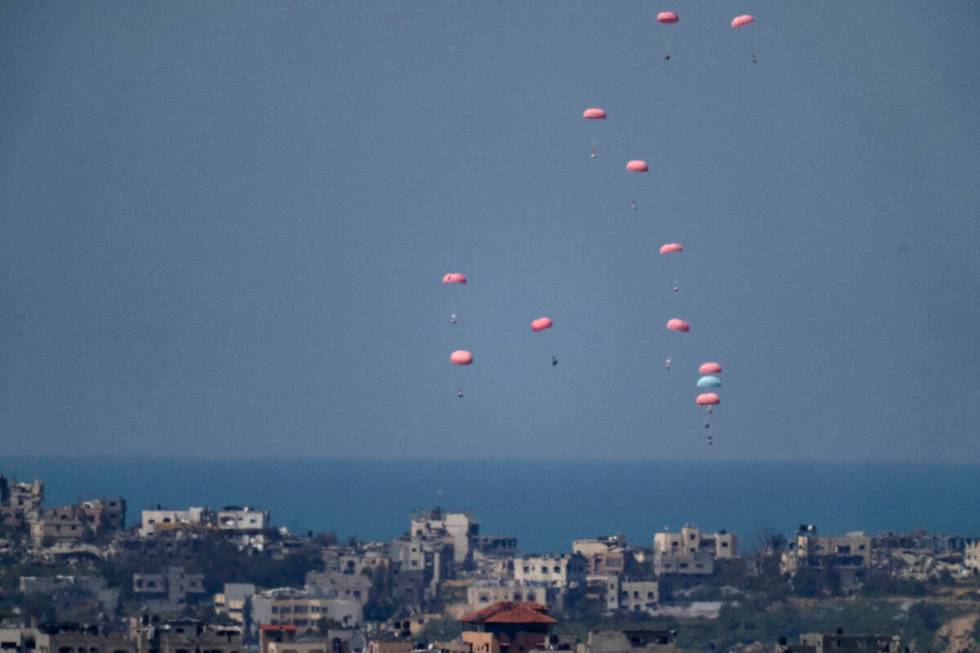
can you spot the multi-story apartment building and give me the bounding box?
[513,554,587,588]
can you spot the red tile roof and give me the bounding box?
[460,602,557,625]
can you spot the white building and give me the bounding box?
[217,506,269,532]
[140,507,209,536]
[513,554,587,588]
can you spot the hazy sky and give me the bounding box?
[2,1,979,462]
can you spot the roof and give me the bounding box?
[260,625,299,632]
[460,602,557,625]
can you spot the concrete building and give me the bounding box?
[366,640,412,653]
[513,555,586,588]
[251,589,363,632]
[582,630,677,653]
[780,525,871,576]
[652,525,735,577]
[572,537,627,577]
[260,626,364,653]
[775,632,901,653]
[460,602,557,653]
[0,476,44,529]
[132,566,207,615]
[133,618,243,653]
[410,508,480,567]
[215,583,257,626]
[217,506,269,532]
[602,579,660,615]
[467,582,561,611]
[29,624,134,653]
[140,507,210,536]
[305,571,372,605]
[79,498,127,533]
[30,507,87,546]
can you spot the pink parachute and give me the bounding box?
[731,14,754,29]
[442,273,467,284]
[583,108,607,120]
[450,350,473,366]
[666,318,690,333]
[626,160,649,173]
[659,243,683,254]
[531,317,553,332]
[699,362,722,375]
[696,393,720,406]
[657,11,679,24]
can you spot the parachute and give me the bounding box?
[699,362,722,375]
[666,318,690,333]
[659,243,683,255]
[731,14,757,62]
[697,375,722,388]
[583,108,607,120]
[626,160,649,173]
[450,350,473,366]
[696,393,720,406]
[530,317,554,332]
[656,11,679,60]
[442,272,467,284]
[731,14,754,29]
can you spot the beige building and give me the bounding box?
[251,589,363,632]
[140,507,209,536]
[217,506,269,532]
[603,579,660,614]
[467,581,560,610]
[652,525,735,577]
[513,554,587,588]
[411,508,480,566]
[780,525,871,575]
[214,583,257,626]
[572,537,627,576]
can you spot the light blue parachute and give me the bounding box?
[697,375,722,388]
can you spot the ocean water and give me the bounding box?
[1,457,977,553]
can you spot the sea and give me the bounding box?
[1,457,978,553]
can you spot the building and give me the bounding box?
[775,631,901,653]
[652,525,735,577]
[366,640,413,653]
[513,555,586,588]
[0,476,44,529]
[602,579,660,615]
[215,583,257,626]
[583,630,677,653]
[217,506,269,532]
[305,571,372,605]
[30,507,87,546]
[132,566,207,615]
[573,537,627,577]
[780,525,871,578]
[133,618,243,653]
[460,601,557,653]
[251,588,363,632]
[79,498,127,533]
[467,582,561,611]
[411,508,481,568]
[29,624,134,653]
[140,507,210,536]
[260,625,363,653]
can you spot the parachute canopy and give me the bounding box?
[531,317,554,332]
[731,14,754,28]
[666,318,690,333]
[699,361,722,375]
[442,273,468,284]
[697,375,722,388]
[450,350,473,366]
[583,107,607,120]
[657,11,679,24]
[626,160,649,173]
[659,243,683,254]
[696,393,721,406]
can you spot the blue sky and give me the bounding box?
[2,1,979,462]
